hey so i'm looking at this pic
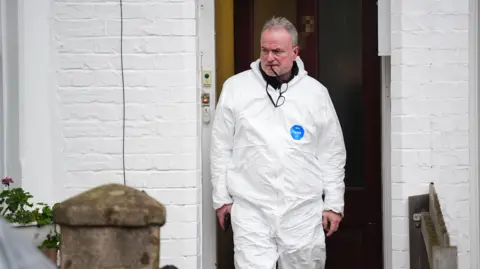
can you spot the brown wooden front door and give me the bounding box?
[216,0,383,268]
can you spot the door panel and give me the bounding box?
[317,0,364,188]
[296,0,318,78]
[225,0,382,268]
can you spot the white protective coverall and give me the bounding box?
[210,56,346,269]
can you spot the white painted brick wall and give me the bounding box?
[53,0,200,267]
[391,0,470,268]
[46,0,476,268]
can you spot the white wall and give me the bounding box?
[52,0,201,267]
[390,0,471,268]
[15,0,476,268]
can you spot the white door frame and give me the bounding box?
[469,0,480,267]
[381,56,392,269]
[199,0,217,268]
[199,1,393,268]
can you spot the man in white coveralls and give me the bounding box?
[210,16,346,269]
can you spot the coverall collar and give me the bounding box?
[259,62,299,90]
[250,56,308,89]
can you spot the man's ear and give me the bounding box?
[293,45,299,57]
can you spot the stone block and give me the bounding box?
[53,184,166,269]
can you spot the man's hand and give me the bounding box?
[216,204,233,230]
[322,210,342,237]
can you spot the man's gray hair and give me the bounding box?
[261,16,298,47]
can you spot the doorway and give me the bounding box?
[214,0,383,268]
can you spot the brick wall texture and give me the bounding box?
[54,0,199,268]
[50,0,474,268]
[390,0,471,268]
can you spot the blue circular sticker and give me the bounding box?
[290,125,305,140]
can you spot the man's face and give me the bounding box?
[260,27,299,78]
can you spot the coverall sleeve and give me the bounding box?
[316,90,347,215]
[210,81,235,210]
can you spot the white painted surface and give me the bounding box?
[0,1,4,179]
[390,0,471,268]
[382,56,392,269]
[378,0,391,56]
[198,0,217,269]
[0,0,21,187]
[52,0,201,267]
[18,0,57,204]
[8,0,478,268]
[469,0,480,268]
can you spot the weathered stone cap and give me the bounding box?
[53,184,166,227]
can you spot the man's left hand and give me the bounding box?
[322,210,342,237]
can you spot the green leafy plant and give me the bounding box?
[38,230,60,250]
[1,177,61,252]
[33,202,56,226]
[0,177,54,226]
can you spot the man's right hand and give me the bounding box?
[216,203,233,230]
